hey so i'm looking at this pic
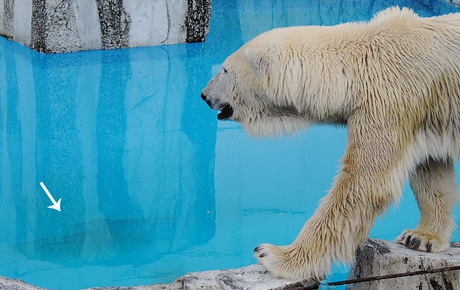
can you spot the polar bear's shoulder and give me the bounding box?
[369,6,460,27]
[371,6,420,22]
[371,6,419,23]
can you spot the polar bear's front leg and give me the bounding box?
[396,158,460,252]
[254,118,405,281]
[254,171,381,281]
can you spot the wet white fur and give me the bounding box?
[202,7,460,280]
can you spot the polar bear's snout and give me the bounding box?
[201,93,234,120]
[201,93,213,107]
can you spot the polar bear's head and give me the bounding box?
[202,28,350,138]
[201,32,310,138]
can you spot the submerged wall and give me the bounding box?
[442,0,460,7]
[0,34,217,286]
[0,0,212,53]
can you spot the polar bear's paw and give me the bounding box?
[254,243,297,280]
[396,229,450,252]
[254,243,319,281]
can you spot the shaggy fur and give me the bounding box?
[201,7,460,281]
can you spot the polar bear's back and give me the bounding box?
[256,7,460,53]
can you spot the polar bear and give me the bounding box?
[201,7,460,281]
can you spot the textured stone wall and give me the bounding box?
[0,0,211,53]
[441,0,460,8]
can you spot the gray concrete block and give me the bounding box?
[175,263,307,290]
[0,264,310,290]
[0,276,49,290]
[0,0,211,53]
[347,238,460,290]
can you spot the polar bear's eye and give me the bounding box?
[223,68,228,73]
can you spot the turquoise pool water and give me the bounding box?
[1,0,460,289]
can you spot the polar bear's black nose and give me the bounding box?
[201,93,213,108]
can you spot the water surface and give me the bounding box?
[1,0,460,289]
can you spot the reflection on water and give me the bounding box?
[1,0,460,289]
[1,39,218,287]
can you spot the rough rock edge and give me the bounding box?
[0,264,312,290]
[347,238,460,290]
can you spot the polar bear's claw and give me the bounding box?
[254,243,289,278]
[409,237,421,248]
[254,246,269,258]
[254,244,270,259]
[396,229,450,253]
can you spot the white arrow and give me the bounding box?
[40,182,61,212]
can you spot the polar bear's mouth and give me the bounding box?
[218,104,233,120]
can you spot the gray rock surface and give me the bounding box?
[347,238,460,290]
[0,276,49,290]
[0,264,314,290]
[173,264,316,290]
[0,0,211,53]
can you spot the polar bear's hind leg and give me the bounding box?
[396,158,460,252]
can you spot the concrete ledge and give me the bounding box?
[348,238,460,290]
[172,264,314,290]
[0,264,315,290]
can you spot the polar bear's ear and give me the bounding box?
[244,45,270,74]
